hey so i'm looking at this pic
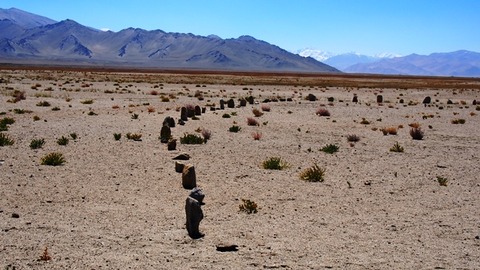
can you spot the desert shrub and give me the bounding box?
[229,125,241,132]
[346,134,360,142]
[409,122,421,128]
[80,99,94,104]
[436,176,448,186]
[30,138,45,149]
[0,117,15,131]
[147,106,156,113]
[222,113,231,118]
[252,108,264,117]
[12,90,26,102]
[180,133,204,144]
[70,133,78,140]
[126,133,142,141]
[161,96,170,102]
[87,111,97,116]
[316,108,331,117]
[0,133,15,146]
[239,199,258,214]
[252,131,262,140]
[39,247,52,261]
[410,128,424,140]
[201,129,212,141]
[57,136,69,146]
[149,90,159,95]
[451,118,466,124]
[389,142,404,152]
[51,107,60,111]
[299,163,325,182]
[327,97,335,102]
[13,108,31,114]
[247,117,259,126]
[381,127,398,135]
[36,101,51,107]
[131,113,139,119]
[113,133,122,141]
[33,115,41,121]
[321,144,339,154]
[262,157,289,170]
[360,118,370,125]
[41,152,65,166]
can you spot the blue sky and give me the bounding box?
[2,0,479,56]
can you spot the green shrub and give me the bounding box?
[239,199,258,214]
[0,117,15,131]
[437,176,448,186]
[389,142,404,152]
[70,133,78,140]
[229,125,241,132]
[262,157,289,170]
[36,101,51,107]
[346,134,360,142]
[300,164,326,182]
[320,144,339,154]
[114,133,121,141]
[30,138,45,149]
[410,128,424,140]
[180,133,204,144]
[126,133,142,141]
[57,136,69,146]
[0,133,15,146]
[41,152,65,166]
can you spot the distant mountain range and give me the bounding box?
[0,8,339,73]
[297,49,480,77]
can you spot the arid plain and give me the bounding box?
[1,68,479,269]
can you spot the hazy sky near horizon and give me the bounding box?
[2,0,479,56]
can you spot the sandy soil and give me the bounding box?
[1,69,479,269]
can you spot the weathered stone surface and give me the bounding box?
[160,125,171,143]
[167,139,177,151]
[180,107,188,121]
[227,99,235,108]
[175,161,185,173]
[185,196,204,239]
[182,164,196,189]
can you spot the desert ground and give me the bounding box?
[1,67,479,269]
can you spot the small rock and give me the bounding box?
[216,244,238,252]
[175,161,185,173]
[11,213,20,218]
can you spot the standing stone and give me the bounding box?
[376,95,383,103]
[182,164,196,189]
[185,188,204,239]
[219,99,225,110]
[202,107,206,114]
[246,96,255,105]
[422,96,431,104]
[160,125,171,143]
[239,99,247,107]
[227,99,235,108]
[194,105,202,116]
[167,139,177,151]
[181,107,188,121]
[175,161,185,173]
[352,95,358,103]
[187,106,195,118]
[473,100,477,105]
[163,116,175,128]
[306,94,316,101]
